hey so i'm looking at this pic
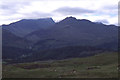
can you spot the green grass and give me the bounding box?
[2,52,118,78]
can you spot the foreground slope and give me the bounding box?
[3,52,118,78]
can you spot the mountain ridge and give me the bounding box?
[2,18,55,37]
[2,16,118,63]
[25,16,118,51]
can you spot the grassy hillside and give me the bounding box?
[2,52,118,78]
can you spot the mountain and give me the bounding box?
[2,17,118,63]
[2,18,55,37]
[2,29,31,49]
[2,29,34,62]
[26,17,118,50]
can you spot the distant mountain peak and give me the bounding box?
[65,16,77,20]
[63,16,91,22]
[58,16,78,25]
[58,16,93,25]
[19,17,54,22]
[79,19,91,22]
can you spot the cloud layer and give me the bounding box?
[0,0,119,25]
[53,7,94,15]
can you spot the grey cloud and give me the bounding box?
[18,12,53,19]
[95,5,117,17]
[1,11,53,21]
[102,5,118,15]
[0,0,53,22]
[104,5,118,10]
[95,19,109,24]
[0,4,17,15]
[0,1,31,16]
[1,5,13,10]
[53,7,94,15]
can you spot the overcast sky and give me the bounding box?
[0,0,119,25]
